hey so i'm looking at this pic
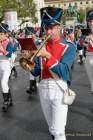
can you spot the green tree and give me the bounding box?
[0,0,18,22]
[78,8,85,23]
[64,3,79,19]
[17,0,37,20]
[0,0,38,24]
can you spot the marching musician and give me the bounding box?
[23,7,76,140]
[25,32,40,95]
[0,29,13,112]
[8,34,19,79]
[84,10,93,94]
[0,26,18,112]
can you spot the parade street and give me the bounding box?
[0,61,93,140]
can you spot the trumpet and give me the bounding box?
[19,35,51,71]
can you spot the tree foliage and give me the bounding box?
[64,3,79,17]
[78,8,85,23]
[63,4,86,24]
[0,0,38,24]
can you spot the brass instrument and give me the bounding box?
[19,35,51,71]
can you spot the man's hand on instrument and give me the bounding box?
[37,48,51,59]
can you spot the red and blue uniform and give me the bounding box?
[87,39,93,52]
[31,39,76,84]
[0,39,8,55]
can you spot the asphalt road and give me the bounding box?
[0,61,93,140]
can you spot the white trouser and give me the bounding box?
[38,78,68,140]
[29,73,35,80]
[84,52,93,92]
[9,53,17,68]
[0,59,11,93]
[78,49,83,56]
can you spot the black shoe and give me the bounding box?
[2,100,13,112]
[79,61,83,65]
[26,89,33,94]
[2,93,9,112]
[26,80,37,94]
[11,67,18,78]
[2,102,9,112]
[2,91,13,112]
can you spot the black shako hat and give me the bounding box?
[86,10,93,21]
[39,7,63,37]
[40,7,63,26]
[0,23,9,33]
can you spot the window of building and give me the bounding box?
[64,4,66,6]
[80,2,82,4]
[92,1,93,3]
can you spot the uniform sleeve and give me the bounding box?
[31,57,41,77]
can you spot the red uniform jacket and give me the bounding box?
[41,40,68,79]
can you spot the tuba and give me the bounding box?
[19,35,51,71]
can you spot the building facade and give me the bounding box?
[44,0,93,10]
[18,0,45,28]
[34,0,45,26]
